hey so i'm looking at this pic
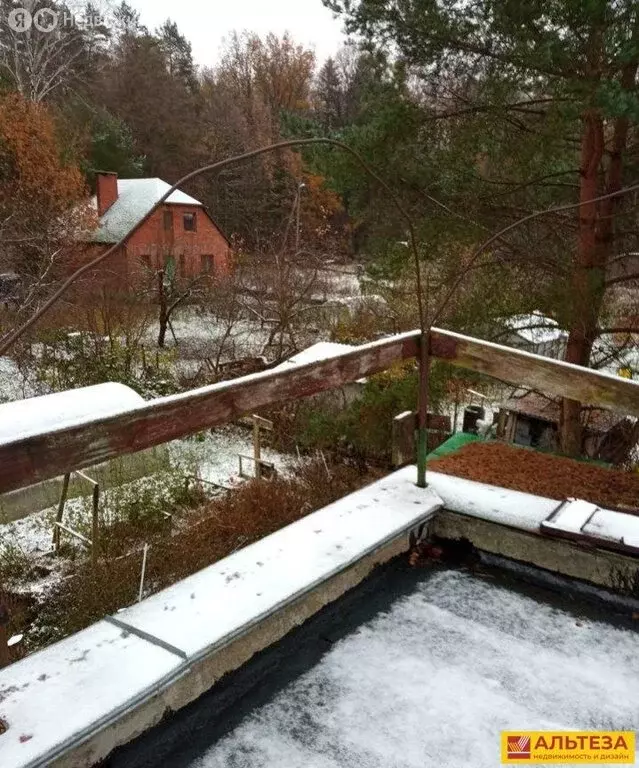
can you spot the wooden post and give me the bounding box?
[53,473,71,552]
[0,601,9,669]
[496,409,507,439]
[393,411,452,467]
[253,419,261,480]
[91,483,100,569]
[393,411,417,468]
[251,415,273,480]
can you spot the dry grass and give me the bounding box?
[29,459,381,653]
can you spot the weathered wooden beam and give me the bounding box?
[429,327,639,418]
[0,332,419,494]
[2,326,638,497]
[252,415,274,431]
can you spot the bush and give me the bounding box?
[30,459,379,651]
[35,330,178,397]
[293,360,448,463]
[0,540,31,583]
[65,469,208,559]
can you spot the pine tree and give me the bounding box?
[315,57,344,130]
[325,0,639,454]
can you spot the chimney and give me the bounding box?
[96,172,118,216]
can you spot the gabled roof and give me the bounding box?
[90,178,204,244]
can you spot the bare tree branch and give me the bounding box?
[430,179,639,326]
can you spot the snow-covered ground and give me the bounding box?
[0,426,293,599]
[145,265,364,359]
[168,426,292,489]
[189,569,639,768]
[0,356,42,403]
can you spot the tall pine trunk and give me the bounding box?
[560,109,604,455]
[560,57,637,456]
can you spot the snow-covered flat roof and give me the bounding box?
[0,467,441,767]
[0,620,184,768]
[0,383,144,446]
[2,463,639,767]
[188,568,639,767]
[542,498,639,552]
[112,467,439,658]
[91,178,204,244]
[426,471,559,531]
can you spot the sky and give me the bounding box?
[127,0,348,68]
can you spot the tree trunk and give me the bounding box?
[157,270,168,349]
[560,51,637,455]
[560,108,604,455]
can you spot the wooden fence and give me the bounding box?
[1,327,638,496]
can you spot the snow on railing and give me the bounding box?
[1,328,638,496]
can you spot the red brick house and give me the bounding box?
[85,172,231,284]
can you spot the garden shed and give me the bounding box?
[496,391,626,458]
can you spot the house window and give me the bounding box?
[163,210,174,231]
[140,254,151,270]
[183,212,197,232]
[201,254,215,274]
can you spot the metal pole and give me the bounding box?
[138,544,149,603]
[416,331,432,488]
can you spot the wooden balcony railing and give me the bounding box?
[1,328,638,496]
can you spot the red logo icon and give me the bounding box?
[507,735,531,760]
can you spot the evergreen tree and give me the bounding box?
[314,57,344,130]
[325,0,639,453]
[157,20,197,92]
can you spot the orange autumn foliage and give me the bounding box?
[0,93,86,232]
